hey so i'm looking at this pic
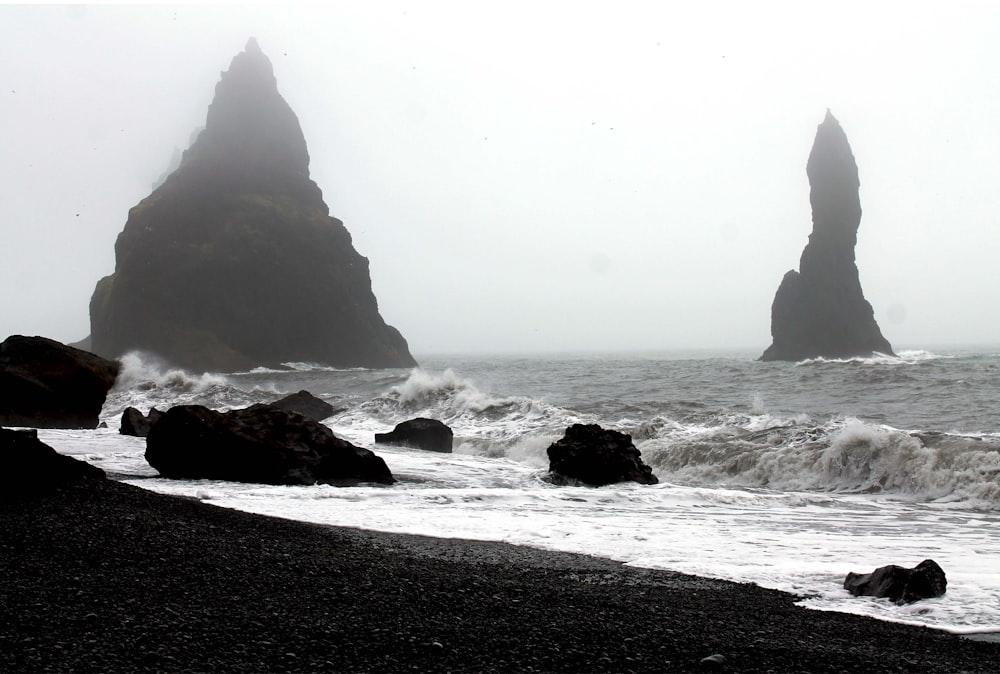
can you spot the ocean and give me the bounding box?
[42,347,1000,636]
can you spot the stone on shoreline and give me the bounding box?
[844,558,947,604]
[546,423,658,486]
[375,417,454,453]
[270,390,336,422]
[120,406,163,437]
[0,427,105,501]
[0,335,120,429]
[146,403,394,486]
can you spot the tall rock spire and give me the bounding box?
[89,40,416,372]
[760,112,894,362]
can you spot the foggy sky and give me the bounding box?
[2,2,999,357]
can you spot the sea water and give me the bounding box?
[41,348,1000,635]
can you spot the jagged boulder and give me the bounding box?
[88,38,416,373]
[0,335,120,429]
[0,427,106,502]
[119,406,163,437]
[270,390,336,422]
[761,111,894,361]
[844,559,947,604]
[375,418,454,453]
[547,424,658,486]
[145,403,394,486]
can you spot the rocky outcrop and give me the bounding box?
[119,407,163,437]
[375,418,454,453]
[0,335,120,429]
[88,38,416,373]
[844,559,947,604]
[270,390,336,422]
[761,111,894,362]
[1,427,105,502]
[145,403,394,486]
[546,424,658,486]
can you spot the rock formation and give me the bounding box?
[546,424,658,486]
[89,38,416,372]
[119,406,163,437]
[761,111,894,362]
[1,427,106,502]
[375,417,454,453]
[270,390,336,422]
[0,335,120,429]
[844,559,947,604]
[145,403,394,486]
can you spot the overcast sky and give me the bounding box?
[2,2,998,356]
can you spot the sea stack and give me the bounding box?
[88,39,416,372]
[760,111,894,362]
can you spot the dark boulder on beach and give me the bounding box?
[0,335,120,429]
[0,427,105,502]
[375,417,454,453]
[119,406,163,437]
[270,390,336,422]
[547,423,658,486]
[87,38,416,373]
[146,403,394,486]
[761,111,894,362]
[844,559,947,604]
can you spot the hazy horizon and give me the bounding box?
[3,3,998,357]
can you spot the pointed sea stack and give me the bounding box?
[89,39,416,372]
[760,111,894,362]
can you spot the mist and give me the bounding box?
[2,2,998,356]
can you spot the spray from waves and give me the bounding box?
[101,352,276,422]
[332,368,590,463]
[795,350,948,367]
[637,414,1000,507]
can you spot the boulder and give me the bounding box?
[146,403,394,486]
[546,424,658,486]
[844,559,947,604]
[0,335,120,429]
[375,418,454,453]
[761,111,894,361]
[0,427,105,502]
[270,390,335,422]
[119,406,163,437]
[88,38,416,372]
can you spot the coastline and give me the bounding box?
[2,479,997,673]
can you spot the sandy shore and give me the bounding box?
[2,479,997,673]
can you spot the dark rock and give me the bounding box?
[88,38,416,373]
[146,403,394,486]
[844,559,947,604]
[761,111,894,362]
[270,390,335,422]
[0,335,120,429]
[119,407,163,437]
[375,418,454,453]
[546,423,658,486]
[0,427,105,502]
[700,653,727,669]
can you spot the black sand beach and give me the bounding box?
[2,479,997,673]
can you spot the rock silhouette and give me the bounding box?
[89,38,415,372]
[761,111,893,362]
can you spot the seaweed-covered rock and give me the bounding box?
[761,111,894,361]
[547,424,658,486]
[88,38,415,373]
[119,407,163,437]
[375,418,454,453]
[0,427,105,502]
[270,390,335,422]
[844,559,947,604]
[0,335,120,429]
[146,403,394,486]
